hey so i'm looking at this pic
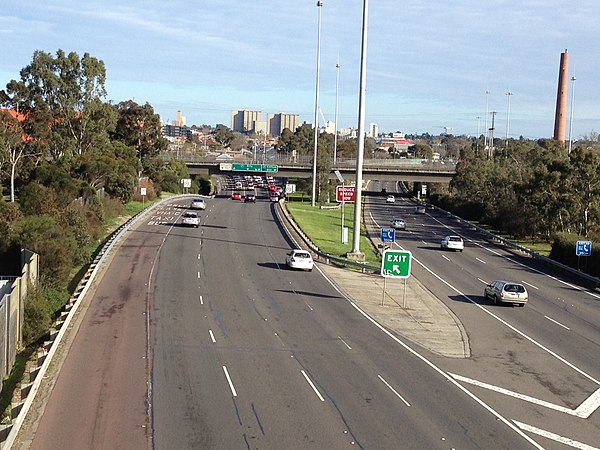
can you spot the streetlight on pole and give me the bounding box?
[568,75,576,154]
[484,90,490,151]
[476,116,482,153]
[505,91,513,150]
[333,56,340,165]
[348,0,369,260]
[311,1,323,207]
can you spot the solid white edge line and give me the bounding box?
[301,370,325,402]
[378,375,411,407]
[222,365,238,397]
[513,420,599,450]
[388,238,600,386]
[347,299,544,449]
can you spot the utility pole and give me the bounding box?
[333,57,340,165]
[311,1,323,207]
[505,91,513,150]
[488,111,496,158]
[568,75,576,154]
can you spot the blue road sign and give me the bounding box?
[576,240,592,256]
[381,227,395,243]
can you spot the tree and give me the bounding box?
[212,125,234,148]
[112,100,168,167]
[0,109,34,202]
[1,50,114,160]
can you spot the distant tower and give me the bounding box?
[553,49,569,142]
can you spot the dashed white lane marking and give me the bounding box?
[209,330,216,343]
[475,257,486,264]
[513,421,600,450]
[378,375,411,407]
[521,280,539,290]
[338,336,352,350]
[450,373,600,418]
[222,366,238,397]
[301,370,325,402]
[545,315,570,330]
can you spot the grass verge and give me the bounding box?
[285,201,380,266]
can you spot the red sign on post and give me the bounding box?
[336,185,356,202]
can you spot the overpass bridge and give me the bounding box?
[162,153,456,184]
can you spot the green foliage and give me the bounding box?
[285,202,379,265]
[23,285,51,346]
[18,214,79,287]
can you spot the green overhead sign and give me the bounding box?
[230,163,278,172]
[381,250,412,278]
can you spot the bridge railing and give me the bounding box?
[160,151,457,172]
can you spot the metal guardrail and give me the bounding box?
[443,211,600,288]
[278,197,599,290]
[276,200,380,274]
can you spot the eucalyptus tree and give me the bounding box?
[1,50,115,161]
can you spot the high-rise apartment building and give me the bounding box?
[231,109,263,133]
[369,123,379,138]
[268,113,300,136]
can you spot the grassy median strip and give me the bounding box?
[285,201,380,266]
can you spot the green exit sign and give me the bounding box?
[231,163,278,173]
[381,250,412,278]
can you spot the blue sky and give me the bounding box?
[1,1,599,139]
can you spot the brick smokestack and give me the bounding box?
[553,49,569,142]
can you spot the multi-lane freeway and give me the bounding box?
[19,186,600,449]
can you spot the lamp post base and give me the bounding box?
[346,251,365,261]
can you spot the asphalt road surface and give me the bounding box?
[17,192,600,449]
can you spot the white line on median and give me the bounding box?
[222,366,238,397]
[450,373,600,418]
[513,421,599,450]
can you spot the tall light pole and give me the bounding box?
[505,91,513,149]
[349,0,369,259]
[311,1,323,207]
[333,57,340,165]
[568,75,576,154]
[476,116,482,153]
[484,90,490,151]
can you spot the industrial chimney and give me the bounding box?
[553,49,569,142]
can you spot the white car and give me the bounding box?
[386,195,396,203]
[190,198,206,210]
[286,249,314,271]
[415,205,426,214]
[441,235,464,251]
[484,280,528,307]
[391,218,406,230]
[181,212,199,228]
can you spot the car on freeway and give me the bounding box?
[190,198,206,210]
[440,235,464,251]
[386,195,396,203]
[484,280,528,307]
[390,218,406,230]
[244,193,256,203]
[231,192,242,200]
[415,205,426,214]
[285,249,314,271]
[269,194,279,202]
[181,212,199,228]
